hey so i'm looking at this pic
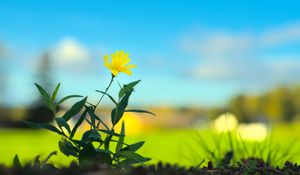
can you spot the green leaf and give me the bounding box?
[35,83,51,100]
[70,108,88,138]
[120,141,145,152]
[111,92,131,126]
[71,139,86,147]
[55,117,71,133]
[34,83,55,112]
[81,129,101,142]
[116,121,125,152]
[57,95,83,105]
[87,106,102,129]
[23,120,63,135]
[97,129,124,137]
[42,151,57,165]
[95,90,117,105]
[51,83,61,101]
[125,109,155,116]
[117,151,150,163]
[118,80,140,98]
[62,97,87,121]
[13,154,22,168]
[117,158,140,167]
[111,108,118,127]
[104,130,114,152]
[42,98,56,113]
[59,139,79,157]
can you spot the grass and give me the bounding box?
[0,123,299,167]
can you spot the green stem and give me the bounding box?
[95,74,115,110]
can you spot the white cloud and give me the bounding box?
[181,32,255,61]
[181,31,259,80]
[260,22,300,46]
[180,22,300,88]
[52,38,90,65]
[193,62,236,79]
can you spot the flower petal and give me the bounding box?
[103,55,111,68]
[121,69,132,75]
[124,64,136,69]
[102,50,135,76]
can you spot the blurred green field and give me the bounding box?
[0,123,299,167]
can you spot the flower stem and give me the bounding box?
[95,74,115,110]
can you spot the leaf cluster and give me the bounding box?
[24,80,154,168]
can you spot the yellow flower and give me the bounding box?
[103,50,136,76]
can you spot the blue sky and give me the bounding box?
[1,0,300,107]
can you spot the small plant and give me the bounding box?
[187,114,298,168]
[24,50,155,168]
[13,152,57,170]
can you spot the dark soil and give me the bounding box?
[1,159,299,175]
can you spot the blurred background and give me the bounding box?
[1,0,300,166]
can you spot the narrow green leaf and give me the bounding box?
[70,108,88,138]
[87,106,106,129]
[23,120,63,135]
[42,151,57,166]
[35,83,51,100]
[41,97,56,113]
[118,80,140,98]
[62,97,87,121]
[117,158,140,166]
[87,107,96,128]
[58,95,83,105]
[117,151,150,163]
[111,92,131,125]
[120,141,145,152]
[13,154,22,168]
[59,139,79,157]
[125,109,155,116]
[71,139,86,147]
[104,130,114,152]
[111,108,117,127]
[116,121,125,152]
[51,82,61,101]
[95,90,117,105]
[118,92,131,111]
[55,117,71,134]
[34,83,55,112]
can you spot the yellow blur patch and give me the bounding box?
[114,113,143,135]
[214,113,238,133]
[237,123,268,142]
